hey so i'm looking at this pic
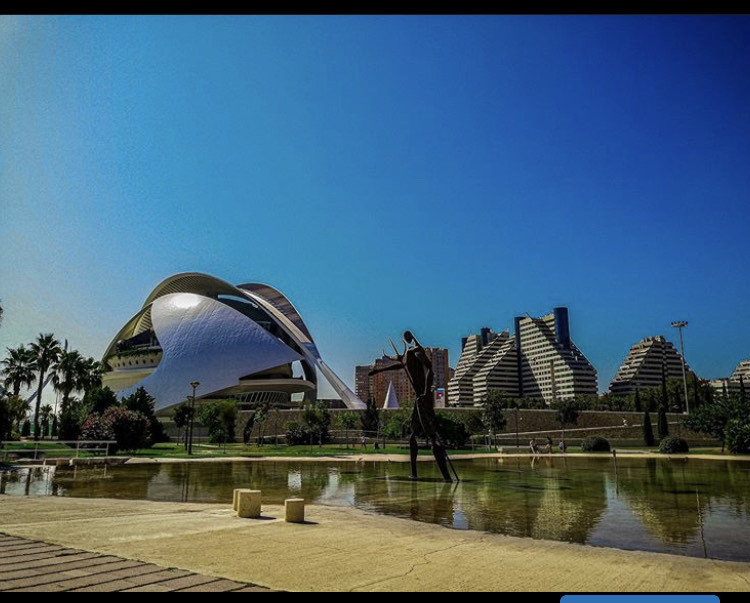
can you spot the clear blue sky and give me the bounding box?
[1,15,749,400]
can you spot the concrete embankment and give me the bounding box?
[1,495,748,591]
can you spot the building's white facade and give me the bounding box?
[710,359,750,397]
[102,272,365,411]
[609,336,692,396]
[448,308,597,406]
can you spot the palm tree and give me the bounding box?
[6,395,31,433]
[52,350,85,414]
[1,346,36,396]
[29,334,62,441]
[40,404,53,439]
[78,357,103,393]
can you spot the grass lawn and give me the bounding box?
[117,443,496,458]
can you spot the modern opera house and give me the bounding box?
[101,272,365,412]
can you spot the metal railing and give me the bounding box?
[0,440,117,462]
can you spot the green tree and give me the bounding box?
[301,401,331,446]
[29,334,62,440]
[554,399,580,447]
[481,390,507,450]
[1,346,36,397]
[0,393,13,443]
[684,394,748,453]
[254,399,271,446]
[197,400,238,445]
[52,350,85,416]
[39,404,53,439]
[172,402,194,447]
[122,387,166,444]
[361,398,380,438]
[657,366,670,440]
[5,395,30,433]
[336,412,359,448]
[85,387,119,415]
[242,412,255,445]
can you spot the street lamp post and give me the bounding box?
[187,381,200,455]
[671,321,690,414]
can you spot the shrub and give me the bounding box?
[436,413,470,449]
[108,408,150,452]
[581,436,611,452]
[725,419,750,454]
[285,421,316,446]
[659,436,689,454]
[81,407,150,452]
[80,412,115,442]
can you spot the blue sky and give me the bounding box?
[1,15,749,400]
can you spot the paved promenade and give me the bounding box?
[1,495,749,591]
[0,533,267,592]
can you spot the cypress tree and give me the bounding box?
[643,409,655,447]
[692,374,700,410]
[634,389,642,413]
[657,404,669,440]
[657,364,670,440]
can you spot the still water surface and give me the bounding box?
[3,456,750,562]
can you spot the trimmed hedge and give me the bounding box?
[659,436,689,454]
[581,436,611,452]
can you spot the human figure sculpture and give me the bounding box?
[370,331,453,482]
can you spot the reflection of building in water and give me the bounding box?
[287,469,302,492]
[530,484,594,543]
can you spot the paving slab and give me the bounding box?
[0,529,267,592]
[2,494,749,591]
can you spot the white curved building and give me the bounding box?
[101,273,365,411]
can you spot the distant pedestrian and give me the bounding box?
[559,440,567,454]
[529,438,538,454]
[361,435,367,450]
[546,436,553,454]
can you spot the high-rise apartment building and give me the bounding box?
[354,365,375,403]
[356,347,450,406]
[609,336,693,396]
[448,307,596,406]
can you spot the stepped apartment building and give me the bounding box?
[609,336,693,396]
[448,307,597,406]
[710,359,750,397]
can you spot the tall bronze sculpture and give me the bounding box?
[370,331,456,482]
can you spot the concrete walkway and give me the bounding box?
[0,533,267,592]
[1,495,749,591]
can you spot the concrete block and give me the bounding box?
[236,490,261,518]
[285,498,305,523]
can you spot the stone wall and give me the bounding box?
[163,407,716,446]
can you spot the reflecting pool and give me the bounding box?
[3,456,750,561]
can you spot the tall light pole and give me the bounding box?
[187,381,200,455]
[671,321,690,414]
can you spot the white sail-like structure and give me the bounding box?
[102,272,365,411]
[382,381,399,409]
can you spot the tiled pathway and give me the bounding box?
[0,533,268,592]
